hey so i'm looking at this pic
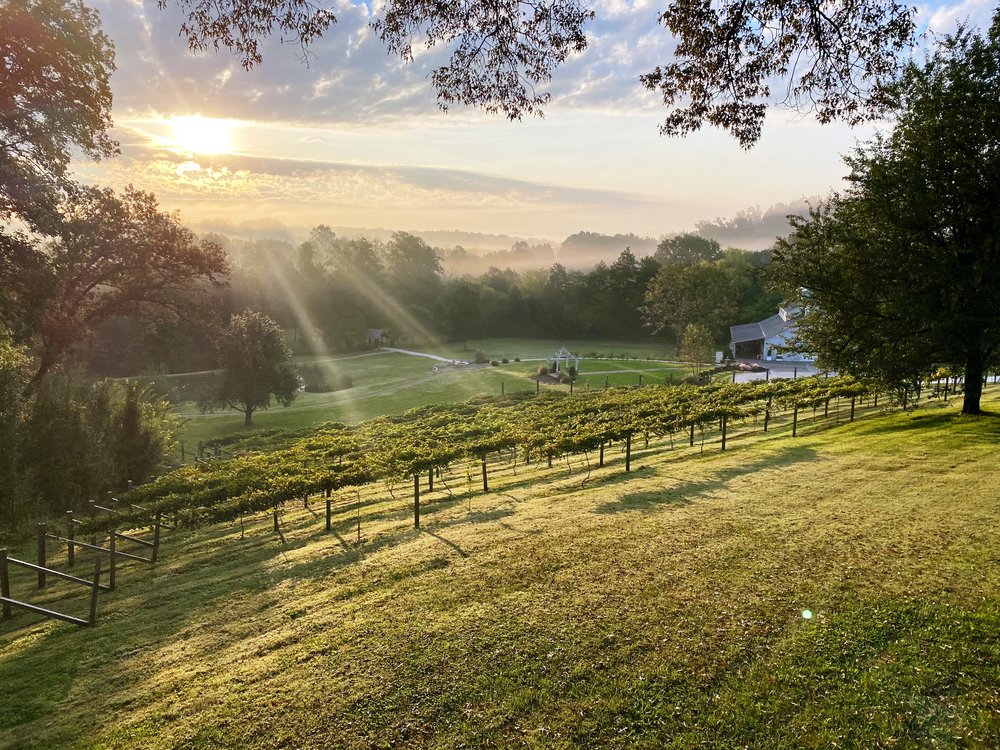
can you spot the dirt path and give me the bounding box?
[381,347,458,363]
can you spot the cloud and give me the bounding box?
[78,146,659,221]
[92,0,677,126]
[919,0,997,34]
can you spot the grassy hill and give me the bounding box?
[2,394,998,749]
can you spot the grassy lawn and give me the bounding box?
[439,338,677,361]
[2,392,998,748]
[172,339,691,447]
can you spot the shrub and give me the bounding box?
[501,358,509,364]
[557,371,571,383]
[514,357,520,362]
[490,360,500,366]
[537,365,549,376]
[474,350,488,364]
[298,365,353,393]
[568,365,577,380]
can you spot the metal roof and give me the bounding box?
[730,321,764,344]
[730,312,792,344]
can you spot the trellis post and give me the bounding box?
[108,529,116,591]
[151,513,162,564]
[36,524,46,589]
[66,511,75,566]
[1,549,10,620]
[88,557,101,626]
[413,474,420,529]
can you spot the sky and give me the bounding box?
[74,0,998,245]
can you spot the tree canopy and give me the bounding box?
[772,17,1000,414]
[643,261,737,342]
[159,0,917,146]
[0,0,117,230]
[654,233,722,266]
[201,310,299,426]
[6,186,228,386]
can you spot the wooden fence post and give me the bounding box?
[1,549,10,620]
[428,468,434,492]
[37,523,46,589]
[501,380,504,396]
[481,455,489,493]
[413,474,420,529]
[88,556,102,626]
[721,415,728,452]
[793,367,798,379]
[625,434,632,472]
[536,379,540,395]
[763,397,772,432]
[689,424,695,447]
[604,376,609,391]
[108,530,116,591]
[325,489,332,532]
[824,398,830,418]
[599,442,605,467]
[89,500,97,545]
[792,406,799,437]
[850,398,856,421]
[67,511,75,567]
[151,513,162,564]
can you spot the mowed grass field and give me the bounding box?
[173,338,686,447]
[2,393,998,749]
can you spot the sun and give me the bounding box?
[168,115,234,155]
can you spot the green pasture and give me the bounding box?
[171,339,692,447]
[1,391,998,749]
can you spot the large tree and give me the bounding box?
[0,0,117,229]
[772,18,1000,415]
[201,310,299,426]
[160,0,915,146]
[643,261,738,342]
[654,233,722,267]
[14,186,228,386]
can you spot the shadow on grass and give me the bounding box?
[838,406,1000,444]
[594,443,818,515]
[421,529,469,558]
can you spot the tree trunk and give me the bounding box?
[963,354,986,415]
[244,409,253,426]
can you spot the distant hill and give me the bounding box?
[558,231,658,268]
[692,199,816,250]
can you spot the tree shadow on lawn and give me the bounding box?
[0,440,823,747]
[594,443,819,515]
[838,407,1000,444]
[0,443,813,743]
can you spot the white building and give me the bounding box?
[729,304,814,362]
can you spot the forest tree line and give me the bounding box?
[84,229,782,377]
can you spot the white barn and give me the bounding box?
[729,304,814,362]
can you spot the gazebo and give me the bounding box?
[548,347,581,374]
